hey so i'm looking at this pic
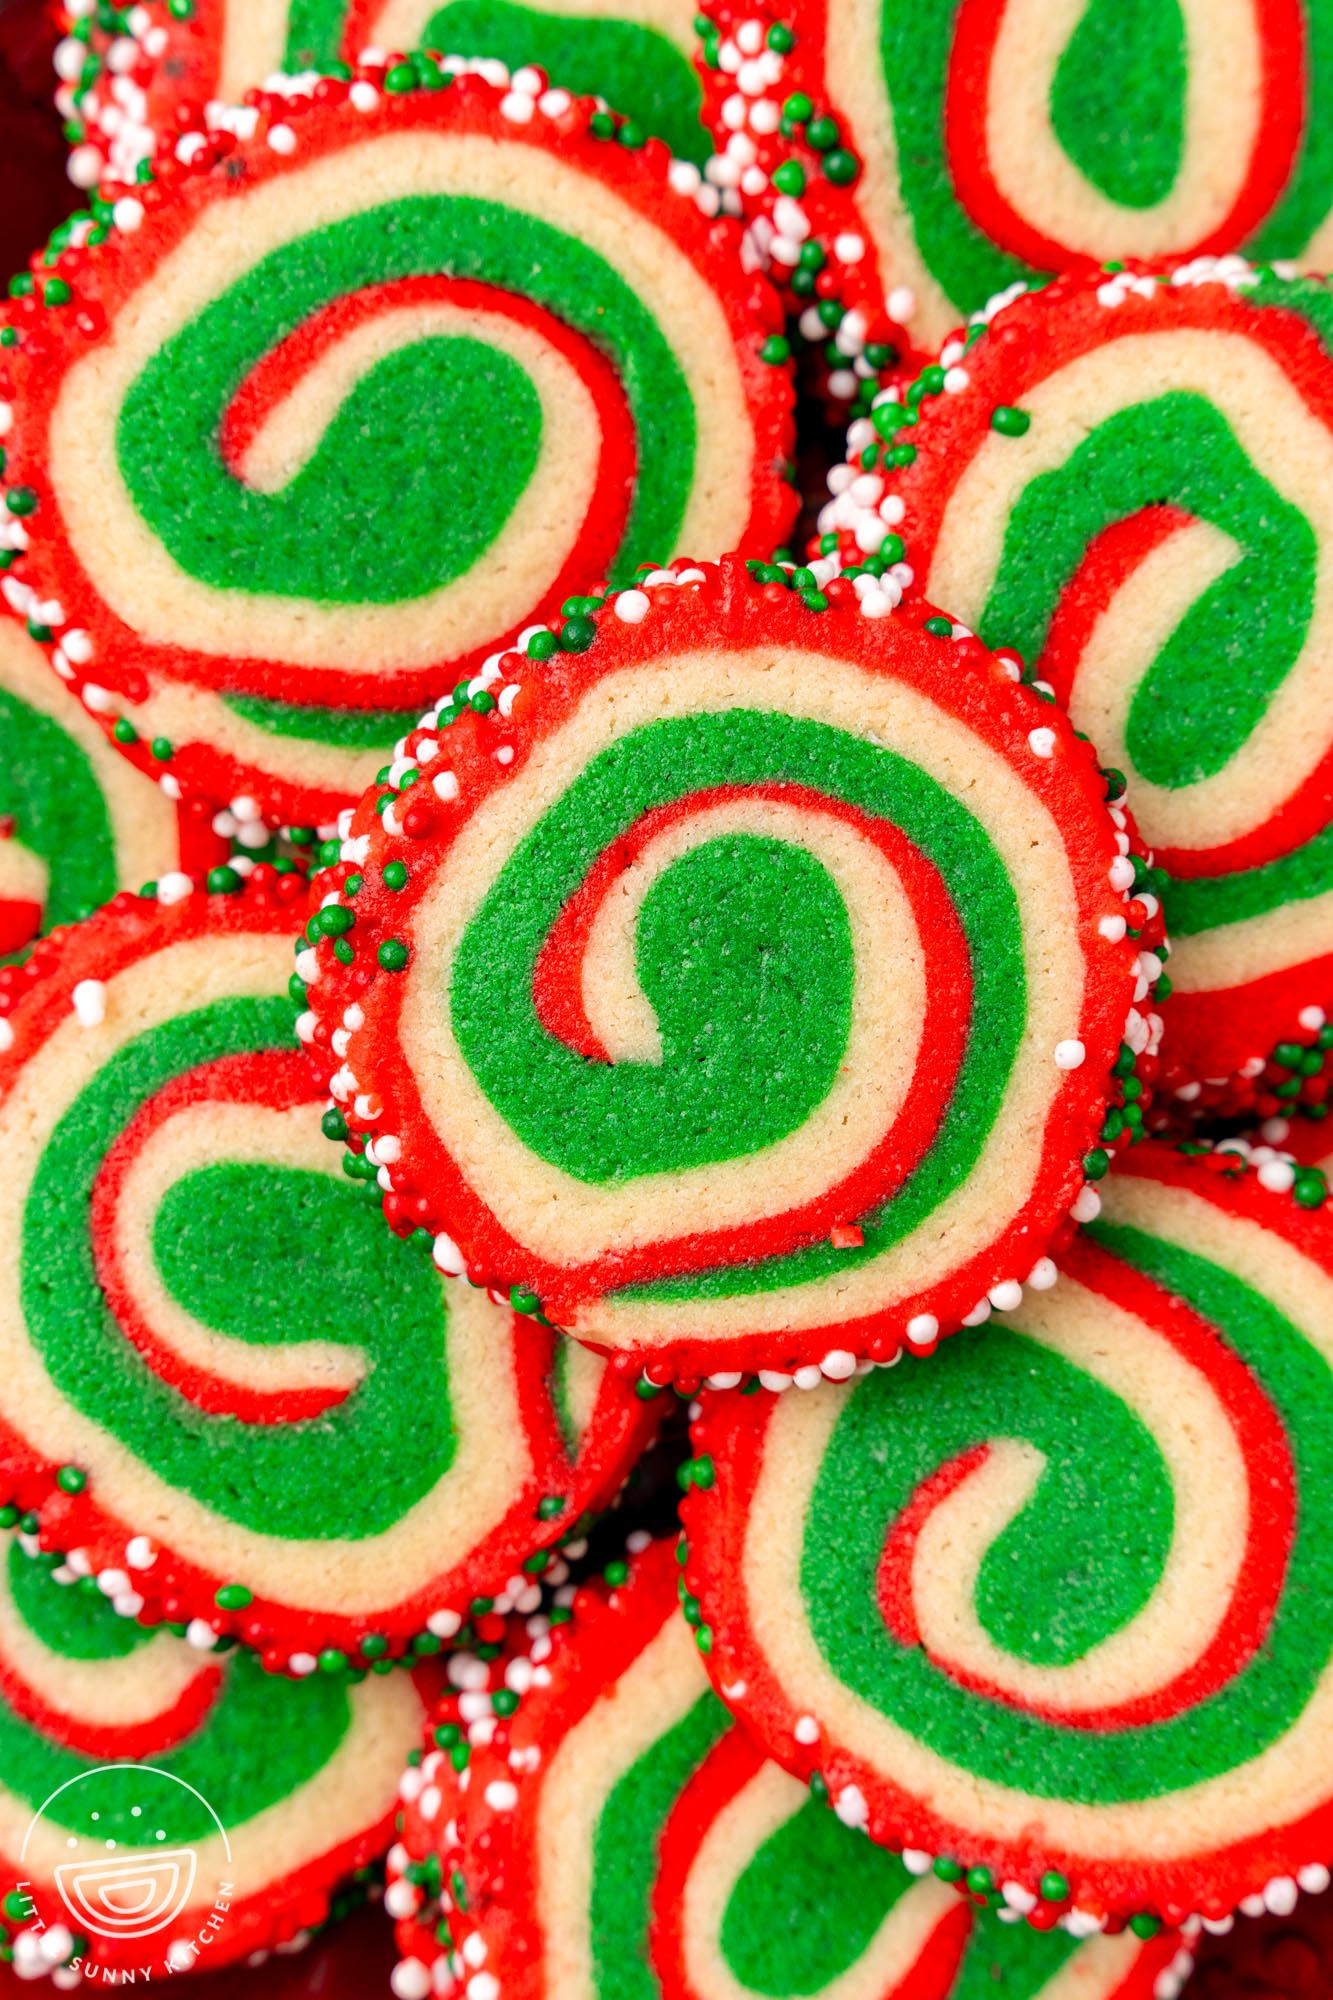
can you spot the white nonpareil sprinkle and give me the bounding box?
[382,1879,418,1922]
[1002,1882,1037,1914]
[71,980,106,1028]
[433,1234,467,1278]
[833,1784,868,1829]
[614,589,651,624]
[391,1959,432,2000]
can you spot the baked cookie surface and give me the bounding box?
[3,65,793,826]
[0,879,655,1673]
[302,557,1161,1380]
[682,1139,1333,1929]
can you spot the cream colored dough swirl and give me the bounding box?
[822,0,944,336]
[552,1338,605,1447]
[0,934,532,1616]
[984,0,1263,257]
[397,646,1088,1347]
[535,1610,702,2000]
[821,0,1262,343]
[0,1545,203,1729]
[2,1660,422,1897]
[0,843,46,914]
[0,621,179,889]
[924,330,1333,859]
[904,1275,1248,1714]
[50,132,754,673]
[217,0,294,95]
[680,1761,960,2000]
[110,1101,367,1400]
[738,1175,1333,1860]
[115,674,383,802]
[235,303,599,510]
[578,795,926,1079]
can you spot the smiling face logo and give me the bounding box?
[20,1765,232,1948]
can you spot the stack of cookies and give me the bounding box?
[1,6,1332,1994]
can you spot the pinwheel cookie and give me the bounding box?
[0,617,221,960]
[1,63,793,830]
[820,259,1333,1107]
[387,1540,1197,2000]
[696,0,1333,376]
[0,878,656,1676]
[63,0,708,188]
[301,554,1165,1382]
[681,1139,1333,1931]
[0,1533,429,1980]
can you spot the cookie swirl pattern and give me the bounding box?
[0,1535,427,1978]
[682,1141,1333,1929]
[386,1542,1195,2000]
[301,557,1161,1380]
[63,0,708,186]
[3,65,793,827]
[0,880,655,1675]
[695,0,1333,375]
[0,621,221,960]
[820,262,1333,1096]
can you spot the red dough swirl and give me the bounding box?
[300,557,1162,1381]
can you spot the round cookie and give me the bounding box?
[299,554,1164,1382]
[818,259,1333,1106]
[1,64,794,832]
[0,618,222,960]
[681,1138,1333,1930]
[0,1532,429,1980]
[388,1540,1196,2000]
[63,3,709,189]
[0,878,657,1674]
[695,0,1333,378]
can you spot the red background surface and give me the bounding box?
[0,0,1331,1985]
